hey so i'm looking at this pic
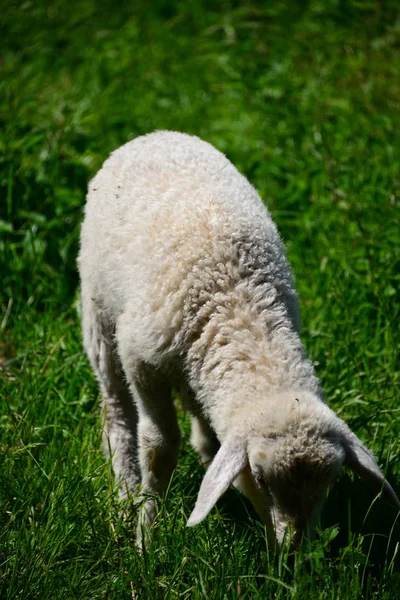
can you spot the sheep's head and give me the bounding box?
[187,392,400,549]
[243,429,344,548]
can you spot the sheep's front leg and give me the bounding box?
[131,366,181,545]
[190,415,220,468]
[180,384,220,469]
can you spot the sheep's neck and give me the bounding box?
[185,306,320,439]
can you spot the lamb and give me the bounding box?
[78,130,399,548]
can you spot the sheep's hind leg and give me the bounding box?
[100,357,141,503]
[121,361,181,546]
[81,297,140,500]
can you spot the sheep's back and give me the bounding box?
[79,131,298,361]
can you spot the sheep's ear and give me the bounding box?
[187,434,247,527]
[342,428,400,509]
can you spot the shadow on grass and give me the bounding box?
[323,471,400,573]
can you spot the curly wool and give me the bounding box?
[80,131,320,438]
[79,131,399,548]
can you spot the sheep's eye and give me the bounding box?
[254,471,267,488]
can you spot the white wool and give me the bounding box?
[79,131,399,548]
[80,132,316,426]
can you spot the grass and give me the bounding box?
[1,0,400,597]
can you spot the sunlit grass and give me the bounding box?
[1,1,400,597]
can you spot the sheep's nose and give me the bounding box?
[273,523,299,551]
[290,522,316,550]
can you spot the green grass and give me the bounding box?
[1,0,400,597]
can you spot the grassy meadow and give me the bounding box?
[1,0,400,597]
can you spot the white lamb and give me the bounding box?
[79,131,399,548]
